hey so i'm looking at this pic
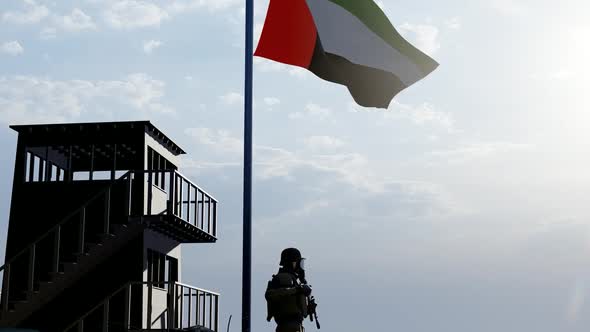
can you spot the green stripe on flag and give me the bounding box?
[327,0,438,74]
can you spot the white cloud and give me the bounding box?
[182,127,379,192]
[167,0,242,13]
[55,8,97,32]
[263,97,280,106]
[288,67,309,78]
[181,126,465,223]
[288,112,303,120]
[184,127,243,155]
[103,0,169,29]
[289,103,332,120]
[0,73,173,125]
[2,0,49,24]
[219,92,243,106]
[304,136,345,151]
[489,0,527,16]
[444,17,462,30]
[143,40,162,54]
[254,57,285,72]
[305,103,332,119]
[98,0,241,30]
[399,22,440,56]
[530,69,574,81]
[254,57,310,78]
[1,41,24,56]
[40,27,57,40]
[427,142,533,164]
[382,101,454,131]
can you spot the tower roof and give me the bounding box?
[10,120,186,155]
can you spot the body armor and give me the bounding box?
[265,271,308,324]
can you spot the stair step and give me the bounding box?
[25,290,40,301]
[1,221,141,325]
[49,270,65,277]
[98,232,117,241]
[8,300,28,306]
[62,262,79,274]
[38,278,64,296]
[111,224,129,233]
[85,243,103,256]
[74,252,91,260]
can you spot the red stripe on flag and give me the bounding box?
[254,0,317,69]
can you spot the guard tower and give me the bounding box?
[0,121,220,332]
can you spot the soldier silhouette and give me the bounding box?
[265,248,312,332]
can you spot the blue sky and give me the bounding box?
[1,0,590,331]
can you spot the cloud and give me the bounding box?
[427,142,533,164]
[489,0,527,16]
[0,73,173,125]
[143,40,162,54]
[55,8,97,31]
[98,0,241,30]
[40,27,57,40]
[184,127,243,155]
[2,0,49,24]
[219,92,243,106]
[304,136,345,151]
[289,103,332,120]
[254,57,310,78]
[444,17,462,30]
[181,127,462,224]
[357,101,454,131]
[530,69,574,81]
[1,41,24,56]
[263,97,280,107]
[103,0,169,29]
[399,22,440,56]
[166,0,242,14]
[183,127,389,193]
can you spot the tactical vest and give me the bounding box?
[266,272,308,323]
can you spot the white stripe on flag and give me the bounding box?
[305,0,424,86]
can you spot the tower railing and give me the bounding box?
[63,281,220,332]
[144,170,218,238]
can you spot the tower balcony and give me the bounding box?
[129,170,218,243]
[64,281,220,332]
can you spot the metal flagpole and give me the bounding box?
[242,0,254,330]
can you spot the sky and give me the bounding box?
[1,0,590,331]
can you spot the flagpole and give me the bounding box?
[242,0,253,330]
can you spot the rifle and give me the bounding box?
[307,296,320,329]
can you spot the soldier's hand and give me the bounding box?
[298,284,312,296]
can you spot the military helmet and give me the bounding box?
[280,248,302,266]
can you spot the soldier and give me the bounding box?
[265,248,312,332]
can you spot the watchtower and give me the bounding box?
[0,121,220,332]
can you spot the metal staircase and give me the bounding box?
[0,173,140,327]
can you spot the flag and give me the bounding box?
[255,0,439,109]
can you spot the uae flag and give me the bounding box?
[255,0,439,109]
